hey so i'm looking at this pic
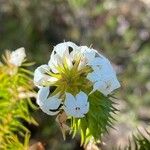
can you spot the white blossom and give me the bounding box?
[37,87,62,115]
[9,47,26,66]
[48,42,80,72]
[77,45,120,95]
[64,91,89,118]
[34,64,58,88]
[86,53,121,95]
[90,75,120,96]
[34,41,120,117]
[47,42,120,96]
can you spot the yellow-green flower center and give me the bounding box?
[47,57,93,96]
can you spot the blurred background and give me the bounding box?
[0,0,150,149]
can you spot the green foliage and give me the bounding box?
[70,91,116,145]
[3,133,30,150]
[0,52,37,149]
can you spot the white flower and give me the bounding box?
[34,41,120,117]
[90,74,120,96]
[64,91,89,118]
[52,42,79,58]
[34,64,58,88]
[48,42,80,72]
[79,45,120,95]
[47,42,98,72]
[34,41,120,95]
[37,87,62,115]
[33,41,121,142]
[86,53,121,95]
[9,47,26,66]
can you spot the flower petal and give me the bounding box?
[80,46,96,62]
[9,47,26,66]
[92,75,121,96]
[87,70,100,83]
[76,91,88,106]
[37,87,49,106]
[52,41,78,57]
[64,93,78,117]
[64,92,89,118]
[74,113,85,118]
[34,64,58,87]
[37,87,62,115]
[80,102,89,115]
[40,95,62,115]
[64,92,76,108]
[48,42,79,70]
[76,91,89,115]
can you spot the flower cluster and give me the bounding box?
[34,41,120,140]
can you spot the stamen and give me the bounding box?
[75,107,80,110]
